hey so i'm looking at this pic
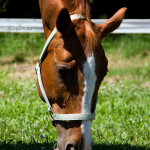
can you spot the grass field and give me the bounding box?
[0,33,150,150]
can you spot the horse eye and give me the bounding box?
[56,60,76,79]
[58,67,67,77]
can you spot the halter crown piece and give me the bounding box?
[35,14,95,124]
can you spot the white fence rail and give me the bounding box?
[0,19,150,33]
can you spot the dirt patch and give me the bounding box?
[104,75,130,85]
[9,63,36,79]
[0,56,38,79]
[141,82,150,88]
[107,52,150,69]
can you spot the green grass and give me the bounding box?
[0,33,45,57]
[0,33,150,150]
[0,77,56,150]
[102,34,150,57]
[0,33,150,58]
[93,81,150,147]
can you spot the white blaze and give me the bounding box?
[81,54,97,150]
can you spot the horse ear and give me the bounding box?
[56,8,73,35]
[99,7,127,39]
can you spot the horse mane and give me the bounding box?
[84,21,97,49]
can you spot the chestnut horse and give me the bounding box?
[36,0,126,150]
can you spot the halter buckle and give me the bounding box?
[48,107,54,121]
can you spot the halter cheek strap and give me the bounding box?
[35,14,95,122]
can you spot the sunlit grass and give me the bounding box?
[0,78,57,150]
[93,81,149,146]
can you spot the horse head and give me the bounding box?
[37,1,126,149]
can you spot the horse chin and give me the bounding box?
[57,137,82,150]
[56,138,66,150]
[56,122,83,150]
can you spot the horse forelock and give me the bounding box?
[84,21,97,50]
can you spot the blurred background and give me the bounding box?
[0,0,150,19]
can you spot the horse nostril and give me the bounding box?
[65,143,75,150]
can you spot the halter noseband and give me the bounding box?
[35,14,95,124]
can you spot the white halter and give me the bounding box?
[35,14,95,123]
